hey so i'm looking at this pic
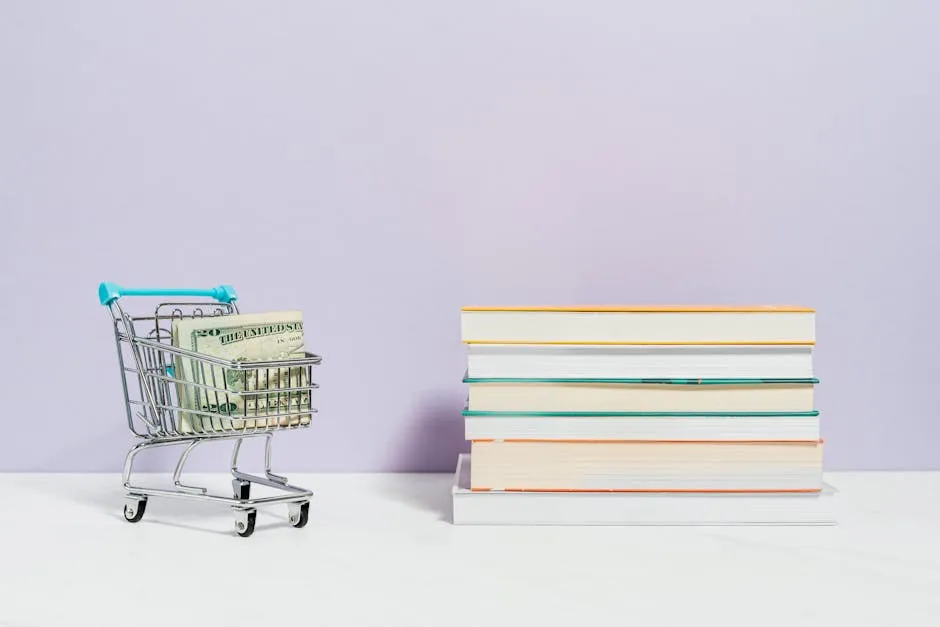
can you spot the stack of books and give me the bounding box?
[451,305,834,525]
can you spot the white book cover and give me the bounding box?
[466,344,815,379]
[452,454,836,526]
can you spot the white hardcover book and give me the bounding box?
[466,344,814,379]
[452,455,836,525]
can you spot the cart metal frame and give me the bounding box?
[99,282,322,537]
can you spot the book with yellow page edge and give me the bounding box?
[461,305,816,345]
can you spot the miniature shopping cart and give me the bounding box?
[99,282,322,537]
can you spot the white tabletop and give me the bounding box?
[2,471,938,627]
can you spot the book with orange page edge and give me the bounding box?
[467,437,826,494]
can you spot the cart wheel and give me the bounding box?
[289,501,310,528]
[123,497,147,523]
[233,479,250,501]
[235,510,256,537]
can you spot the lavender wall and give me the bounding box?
[1,1,937,472]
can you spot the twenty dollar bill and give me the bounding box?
[171,311,312,433]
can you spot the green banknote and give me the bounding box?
[171,311,311,433]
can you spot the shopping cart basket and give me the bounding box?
[99,282,322,537]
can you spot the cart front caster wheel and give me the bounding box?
[235,509,256,537]
[124,497,147,523]
[289,501,310,528]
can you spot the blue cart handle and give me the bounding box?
[98,282,238,306]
